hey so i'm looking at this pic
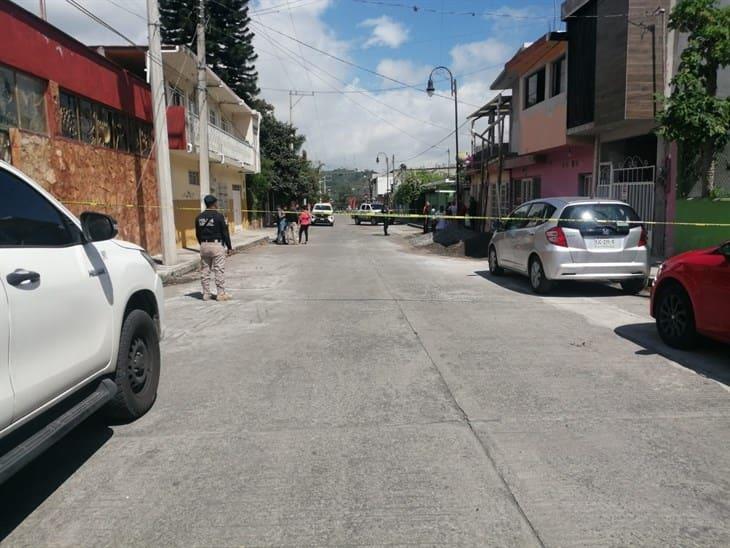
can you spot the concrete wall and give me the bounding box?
[673,199,730,254]
[509,144,594,197]
[170,152,248,248]
[513,42,568,155]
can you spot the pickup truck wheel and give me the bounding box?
[106,309,160,421]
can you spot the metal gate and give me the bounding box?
[595,158,655,235]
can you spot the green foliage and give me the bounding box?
[393,170,441,207]
[160,0,259,103]
[656,0,730,197]
[248,99,317,207]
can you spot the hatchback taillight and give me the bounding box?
[638,227,648,247]
[546,227,568,247]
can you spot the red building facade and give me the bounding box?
[0,0,161,253]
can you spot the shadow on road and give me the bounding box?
[474,270,649,299]
[615,323,730,386]
[0,417,113,540]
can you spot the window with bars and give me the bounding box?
[59,89,152,155]
[0,65,47,134]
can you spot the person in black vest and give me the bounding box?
[195,194,232,301]
[383,205,390,236]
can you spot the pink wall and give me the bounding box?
[509,144,594,197]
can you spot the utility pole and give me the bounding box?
[146,0,177,265]
[197,0,210,210]
[289,90,314,125]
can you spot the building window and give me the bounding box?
[221,118,232,134]
[188,170,199,186]
[0,65,47,133]
[551,56,566,97]
[524,68,545,109]
[209,108,219,127]
[59,89,152,155]
[579,173,593,196]
[168,85,184,107]
[60,91,79,139]
[188,92,198,116]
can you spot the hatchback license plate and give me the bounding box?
[592,238,617,249]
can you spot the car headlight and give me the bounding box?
[140,250,158,272]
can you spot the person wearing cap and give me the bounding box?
[195,194,233,301]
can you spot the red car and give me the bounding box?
[651,241,730,348]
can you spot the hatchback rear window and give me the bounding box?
[559,203,641,236]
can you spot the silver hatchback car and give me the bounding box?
[488,197,650,294]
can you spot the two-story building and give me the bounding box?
[0,0,161,253]
[468,32,594,221]
[562,0,671,248]
[100,45,261,248]
[493,31,594,206]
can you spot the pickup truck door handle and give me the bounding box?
[88,267,106,278]
[7,269,41,286]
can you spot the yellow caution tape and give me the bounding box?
[59,202,730,228]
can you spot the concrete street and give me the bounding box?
[2,221,728,547]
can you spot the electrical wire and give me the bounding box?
[249,18,481,109]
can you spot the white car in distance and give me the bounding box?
[0,160,164,483]
[312,203,335,226]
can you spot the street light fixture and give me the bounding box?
[426,66,460,210]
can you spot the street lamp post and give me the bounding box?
[376,152,389,203]
[426,66,460,210]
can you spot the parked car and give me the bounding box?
[0,160,164,483]
[312,202,335,226]
[488,198,649,294]
[650,241,730,349]
[354,203,384,225]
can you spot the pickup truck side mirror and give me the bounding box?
[80,212,118,242]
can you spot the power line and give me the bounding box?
[252,22,451,149]
[248,18,482,109]
[352,0,637,20]
[102,0,146,20]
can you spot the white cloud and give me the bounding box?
[375,59,430,87]
[359,16,409,49]
[450,39,513,75]
[15,0,515,169]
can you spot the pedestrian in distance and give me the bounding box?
[422,201,431,234]
[436,205,447,232]
[276,205,286,244]
[195,194,233,301]
[299,205,312,244]
[382,205,390,236]
[285,203,298,245]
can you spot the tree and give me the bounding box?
[252,99,315,206]
[160,0,259,103]
[393,170,441,208]
[657,0,730,197]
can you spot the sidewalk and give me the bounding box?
[154,229,271,284]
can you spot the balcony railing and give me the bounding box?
[186,113,255,169]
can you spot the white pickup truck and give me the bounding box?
[0,161,164,483]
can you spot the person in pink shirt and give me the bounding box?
[298,206,312,244]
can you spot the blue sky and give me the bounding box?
[14,0,564,169]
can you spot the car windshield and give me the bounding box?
[559,203,640,236]
[313,205,332,211]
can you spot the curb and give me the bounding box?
[159,236,270,285]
